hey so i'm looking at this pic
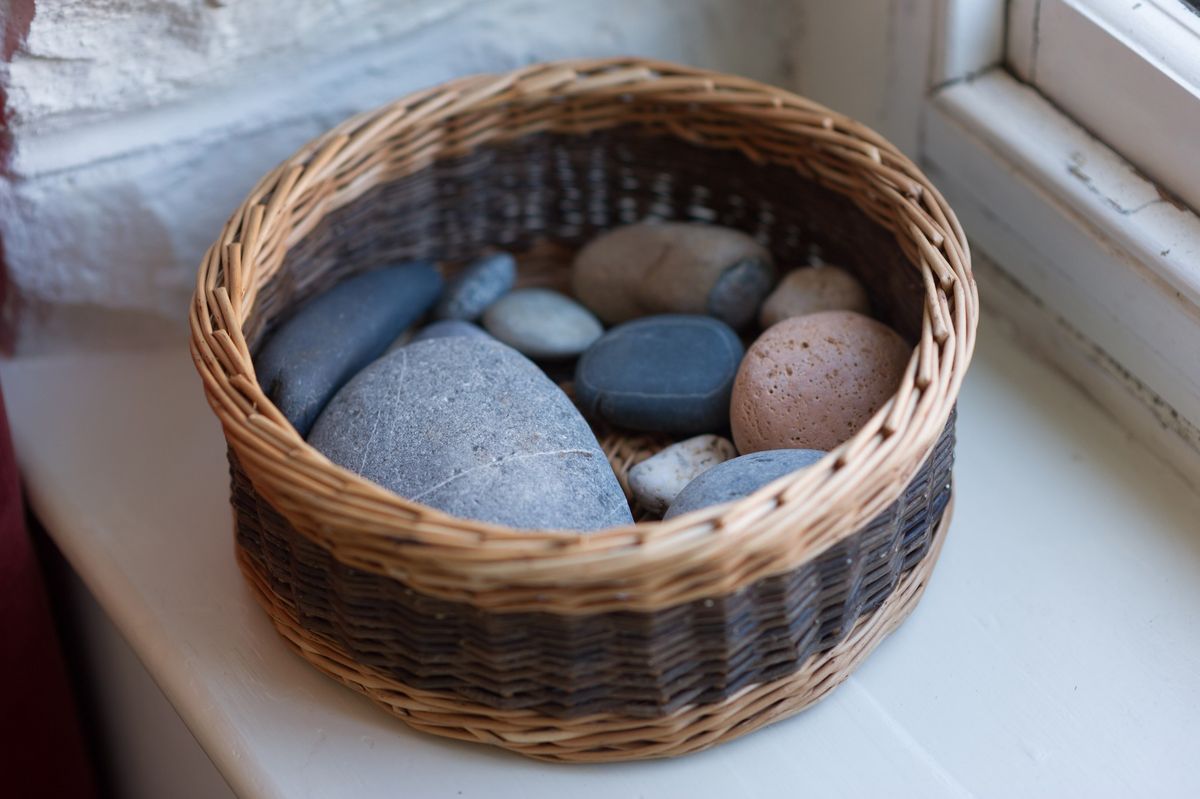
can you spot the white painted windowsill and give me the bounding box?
[922,68,1200,492]
[4,316,1199,797]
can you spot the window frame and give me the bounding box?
[796,0,1200,484]
[1008,0,1200,213]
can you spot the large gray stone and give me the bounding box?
[307,337,633,531]
[663,448,825,519]
[409,319,492,344]
[255,262,442,436]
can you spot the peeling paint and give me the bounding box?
[1066,158,1166,217]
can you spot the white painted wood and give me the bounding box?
[1063,0,1200,85]
[1006,0,1040,80]
[925,69,1200,435]
[4,331,1200,796]
[972,249,1200,493]
[64,569,237,799]
[789,0,1003,157]
[790,0,937,157]
[932,0,1006,83]
[1008,0,1200,212]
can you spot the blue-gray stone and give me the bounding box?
[482,288,603,359]
[574,315,744,435]
[410,319,492,344]
[663,448,826,519]
[707,256,775,329]
[307,337,633,532]
[434,252,516,321]
[255,262,442,436]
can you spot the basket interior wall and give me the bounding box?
[245,127,926,349]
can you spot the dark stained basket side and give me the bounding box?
[231,411,952,719]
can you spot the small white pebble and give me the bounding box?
[629,435,738,516]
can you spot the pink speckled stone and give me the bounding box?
[730,311,911,453]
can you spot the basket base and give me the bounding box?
[237,491,953,763]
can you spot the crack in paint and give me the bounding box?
[1066,161,1166,217]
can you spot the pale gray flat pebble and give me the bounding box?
[663,448,825,520]
[307,337,632,531]
[434,252,517,321]
[628,435,737,516]
[482,288,604,359]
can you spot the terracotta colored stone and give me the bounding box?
[571,222,774,328]
[758,265,870,328]
[730,311,910,452]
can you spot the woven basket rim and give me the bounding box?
[189,57,977,605]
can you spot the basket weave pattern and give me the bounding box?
[233,417,951,718]
[190,58,977,761]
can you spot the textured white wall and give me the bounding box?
[0,0,801,352]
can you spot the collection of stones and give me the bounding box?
[255,222,911,532]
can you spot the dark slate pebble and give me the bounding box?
[663,448,826,519]
[307,337,633,532]
[434,252,516,321]
[255,262,442,435]
[707,256,775,329]
[410,319,492,344]
[574,315,744,435]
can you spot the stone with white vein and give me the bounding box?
[307,336,633,531]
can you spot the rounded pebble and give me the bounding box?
[731,311,911,453]
[410,319,492,344]
[482,288,604,359]
[434,252,516,321]
[759,266,870,328]
[628,435,737,515]
[664,449,825,519]
[575,315,744,435]
[572,223,775,328]
[308,337,633,531]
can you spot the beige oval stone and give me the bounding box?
[758,266,870,328]
[730,311,910,453]
[571,222,773,325]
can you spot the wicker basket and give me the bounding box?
[190,58,977,762]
